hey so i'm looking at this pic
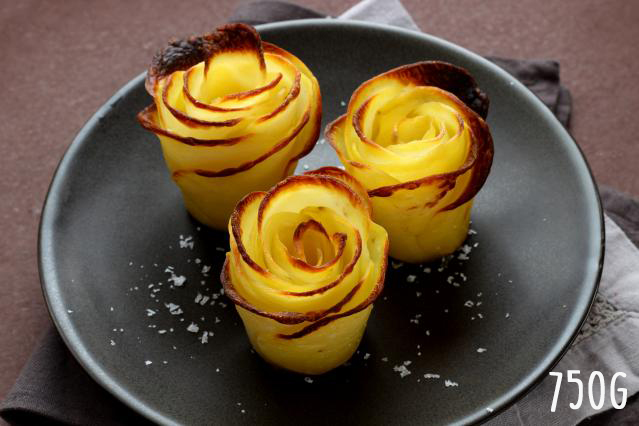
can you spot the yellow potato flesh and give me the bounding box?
[331,81,483,263]
[148,46,321,230]
[224,174,388,374]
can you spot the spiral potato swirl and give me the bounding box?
[327,61,493,263]
[138,24,322,229]
[221,168,388,374]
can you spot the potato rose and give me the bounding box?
[137,23,322,230]
[221,168,388,375]
[327,61,493,263]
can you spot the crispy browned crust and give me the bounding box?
[257,71,301,122]
[326,61,494,212]
[220,172,389,337]
[162,73,243,128]
[182,67,253,112]
[256,175,367,232]
[145,23,265,94]
[136,104,250,147]
[304,166,372,213]
[277,236,388,339]
[171,107,310,179]
[288,220,347,272]
[374,61,489,119]
[220,73,282,101]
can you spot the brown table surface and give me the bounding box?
[1,0,638,413]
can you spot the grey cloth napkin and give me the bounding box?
[2,1,638,425]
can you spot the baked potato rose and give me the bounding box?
[221,168,388,375]
[327,61,493,263]
[137,23,321,230]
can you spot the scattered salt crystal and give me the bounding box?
[486,407,494,413]
[215,247,225,252]
[468,228,477,235]
[187,322,199,333]
[199,295,210,305]
[447,276,454,284]
[477,348,487,353]
[444,379,459,387]
[215,368,220,373]
[391,261,404,269]
[67,309,73,314]
[425,330,430,336]
[393,362,412,378]
[179,235,194,250]
[200,331,209,344]
[109,306,114,312]
[304,376,314,384]
[163,361,168,365]
[363,353,370,360]
[477,292,483,297]
[129,261,133,266]
[406,274,417,283]
[165,303,182,315]
[340,100,346,106]
[381,357,388,362]
[201,265,211,276]
[424,373,440,379]
[464,300,474,308]
[423,267,431,273]
[215,316,221,324]
[460,273,468,282]
[110,340,116,346]
[195,293,203,304]
[158,329,167,334]
[473,242,479,248]
[476,301,483,306]
[416,291,422,298]
[505,313,510,318]
[241,409,246,414]
[145,360,152,366]
[477,313,483,319]
[303,164,310,170]
[170,275,186,287]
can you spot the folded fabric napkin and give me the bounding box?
[3,1,638,425]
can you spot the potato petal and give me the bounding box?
[327,61,493,263]
[137,23,322,229]
[221,170,389,374]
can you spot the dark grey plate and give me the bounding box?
[39,20,603,426]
